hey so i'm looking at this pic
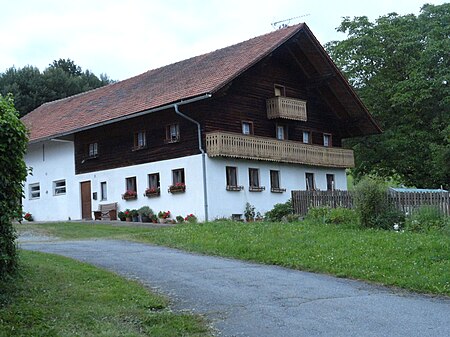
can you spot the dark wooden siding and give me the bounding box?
[75,49,344,174]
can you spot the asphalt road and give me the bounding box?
[21,239,450,337]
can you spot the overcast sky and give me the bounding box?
[1,0,447,80]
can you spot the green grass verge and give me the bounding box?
[0,250,210,337]
[16,221,450,296]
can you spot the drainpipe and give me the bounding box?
[173,97,211,222]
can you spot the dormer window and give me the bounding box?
[88,142,98,157]
[133,131,146,150]
[242,121,254,135]
[323,133,332,147]
[274,84,285,97]
[166,124,180,143]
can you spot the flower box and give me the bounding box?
[122,190,138,200]
[249,186,265,192]
[226,185,244,192]
[270,187,286,193]
[168,184,186,194]
[144,188,160,198]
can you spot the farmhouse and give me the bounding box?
[21,23,381,221]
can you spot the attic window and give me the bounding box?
[88,142,98,157]
[274,84,285,97]
[166,124,180,143]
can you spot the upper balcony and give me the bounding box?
[266,96,307,121]
[206,131,354,168]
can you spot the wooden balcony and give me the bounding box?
[206,132,354,168]
[266,96,307,121]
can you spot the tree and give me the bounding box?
[0,94,28,279]
[0,59,113,117]
[325,3,450,189]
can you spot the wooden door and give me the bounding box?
[80,181,92,220]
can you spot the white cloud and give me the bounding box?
[0,0,447,80]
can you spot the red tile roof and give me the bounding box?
[22,24,305,142]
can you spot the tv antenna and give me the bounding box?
[271,14,310,29]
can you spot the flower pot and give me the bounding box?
[132,216,139,222]
[141,215,150,223]
[125,217,132,222]
[158,218,166,224]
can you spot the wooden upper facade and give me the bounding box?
[23,24,381,174]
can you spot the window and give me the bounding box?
[274,84,286,97]
[172,168,185,185]
[133,131,146,150]
[270,170,280,189]
[29,183,40,199]
[242,121,254,135]
[126,176,137,192]
[323,134,332,147]
[270,170,286,193]
[100,181,107,201]
[226,166,242,191]
[249,168,264,191]
[166,124,180,143]
[89,142,98,157]
[53,180,66,195]
[305,173,315,191]
[302,131,310,144]
[326,174,335,191]
[148,173,160,190]
[276,125,287,140]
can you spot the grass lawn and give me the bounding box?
[0,250,210,337]
[17,221,450,296]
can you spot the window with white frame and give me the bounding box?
[133,131,146,149]
[326,174,335,191]
[166,124,180,143]
[323,133,332,147]
[305,173,315,191]
[126,176,137,192]
[29,183,40,199]
[276,125,287,140]
[242,121,254,135]
[88,142,98,157]
[303,131,310,144]
[53,180,66,196]
[172,168,185,185]
[100,181,107,200]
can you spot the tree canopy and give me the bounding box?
[0,59,113,117]
[326,3,450,189]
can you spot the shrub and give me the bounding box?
[176,215,185,223]
[265,200,293,222]
[406,206,448,233]
[138,206,153,217]
[185,214,197,223]
[0,94,28,280]
[326,207,358,225]
[244,202,255,221]
[305,207,330,223]
[354,177,391,229]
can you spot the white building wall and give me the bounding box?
[205,157,347,220]
[23,141,347,222]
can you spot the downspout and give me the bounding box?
[173,97,211,222]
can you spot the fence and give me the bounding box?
[292,190,450,216]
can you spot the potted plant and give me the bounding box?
[118,211,126,221]
[158,210,171,223]
[184,213,197,223]
[168,182,186,194]
[176,215,185,223]
[144,187,160,197]
[23,212,33,222]
[244,202,255,222]
[138,206,153,222]
[124,209,132,222]
[150,213,158,223]
[122,190,137,200]
[130,209,139,222]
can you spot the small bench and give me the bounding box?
[93,202,117,220]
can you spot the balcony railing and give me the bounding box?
[266,96,307,121]
[206,132,354,168]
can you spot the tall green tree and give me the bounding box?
[0,94,28,279]
[326,3,450,189]
[0,59,113,117]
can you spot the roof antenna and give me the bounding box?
[271,14,310,29]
